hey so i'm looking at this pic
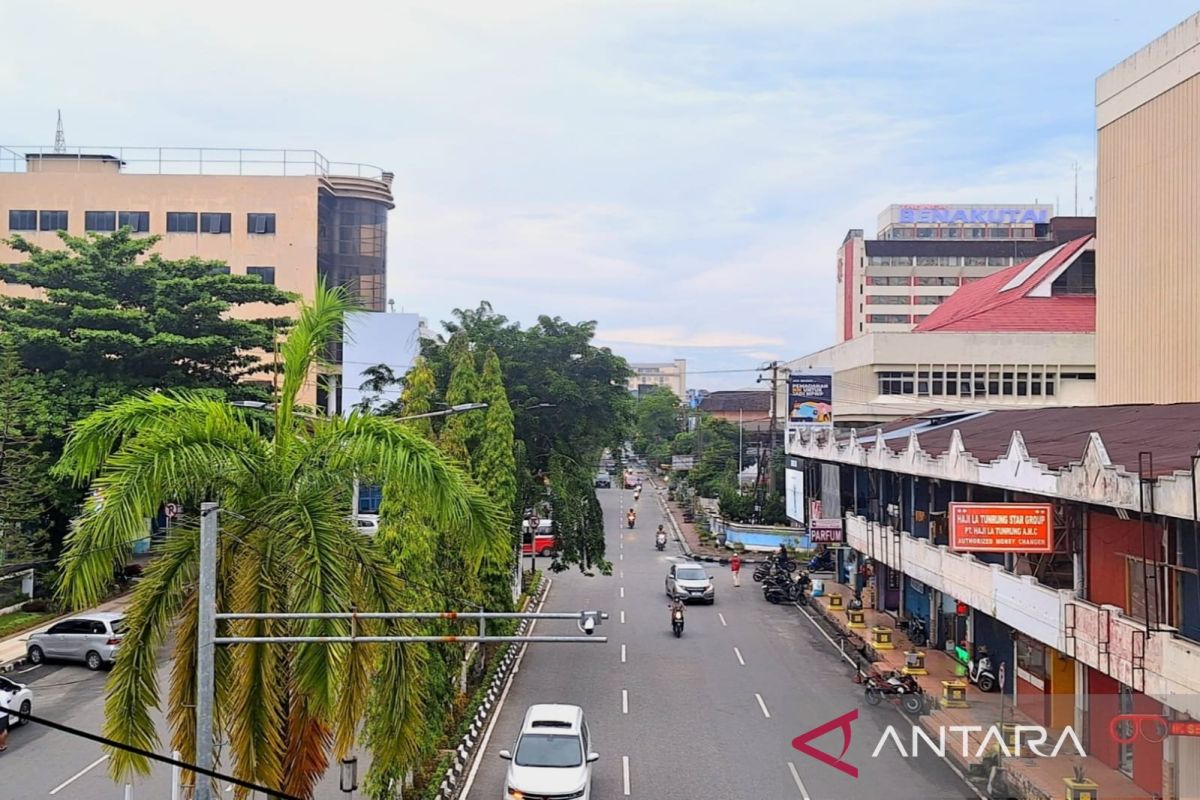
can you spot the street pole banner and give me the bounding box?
[670,454,696,470]
[785,467,804,524]
[787,371,833,433]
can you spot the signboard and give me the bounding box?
[164,503,181,519]
[948,502,1054,553]
[809,518,844,543]
[1169,720,1200,737]
[897,205,1051,225]
[671,455,696,471]
[785,468,805,524]
[787,372,833,430]
[809,500,822,522]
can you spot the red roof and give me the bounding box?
[914,236,1095,333]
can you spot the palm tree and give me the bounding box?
[55,283,506,798]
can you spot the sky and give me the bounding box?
[3,1,1197,389]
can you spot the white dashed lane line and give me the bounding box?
[788,762,812,800]
[623,756,631,796]
[621,644,626,663]
[620,610,626,624]
[734,646,745,666]
[620,586,624,598]
[755,693,771,719]
[718,612,727,627]
[622,689,628,714]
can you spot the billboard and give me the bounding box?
[670,455,696,471]
[948,503,1054,553]
[809,518,844,543]
[787,372,833,430]
[785,458,805,524]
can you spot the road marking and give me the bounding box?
[622,755,631,795]
[50,755,110,795]
[621,644,626,663]
[620,610,626,624]
[718,612,727,627]
[619,553,623,561]
[622,689,628,714]
[620,586,624,598]
[620,570,624,579]
[734,646,745,666]
[459,579,553,798]
[788,761,812,800]
[755,693,771,718]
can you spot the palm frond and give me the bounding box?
[280,695,333,800]
[275,281,355,439]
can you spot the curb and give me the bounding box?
[654,487,769,565]
[437,576,552,800]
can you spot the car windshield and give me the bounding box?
[514,733,582,768]
[677,568,707,581]
[111,619,128,635]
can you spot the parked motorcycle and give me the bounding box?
[967,647,999,693]
[655,531,667,551]
[862,670,925,714]
[670,601,685,637]
[902,616,928,648]
[807,550,834,572]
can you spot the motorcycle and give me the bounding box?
[862,670,925,714]
[655,531,667,551]
[967,647,999,693]
[670,603,685,637]
[807,550,834,572]
[753,556,795,582]
[627,514,636,529]
[902,616,928,648]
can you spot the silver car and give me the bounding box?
[666,562,715,604]
[26,612,126,670]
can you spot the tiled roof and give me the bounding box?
[699,390,772,413]
[914,235,1095,333]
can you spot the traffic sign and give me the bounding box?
[528,516,541,531]
[165,502,181,519]
[998,661,1006,690]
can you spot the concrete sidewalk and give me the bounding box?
[810,580,1151,800]
[0,594,133,673]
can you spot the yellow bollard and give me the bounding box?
[828,593,843,609]
[846,608,866,629]
[902,650,927,675]
[1063,776,1099,800]
[940,680,969,708]
[871,626,894,650]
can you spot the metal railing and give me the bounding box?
[0,144,386,180]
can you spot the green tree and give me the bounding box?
[677,415,741,497]
[474,349,519,613]
[55,284,505,798]
[633,386,681,469]
[0,339,52,574]
[439,343,482,466]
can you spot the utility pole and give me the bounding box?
[196,503,218,800]
[754,361,787,518]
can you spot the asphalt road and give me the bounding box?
[463,477,972,800]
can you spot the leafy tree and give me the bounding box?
[678,416,741,497]
[475,349,519,613]
[0,339,52,574]
[439,344,482,466]
[634,387,680,454]
[354,364,405,416]
[54,284,505,797]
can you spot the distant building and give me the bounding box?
[836,205,1094,342]
[0,144,395,409]
[697,390,772,432]
[791,236,1097,425]
[1096,11,1200,403]
[628,359,686,398]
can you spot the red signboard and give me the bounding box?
[948,502,1054,553]
[809,518,844,544]
[1169,720,1200,737]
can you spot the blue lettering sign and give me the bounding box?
[951,209,969,223]
[931,209,950,223]
[899,208,915,223]
[916,209,932,223]
[971,209,988,223]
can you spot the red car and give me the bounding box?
[521,517,557,556]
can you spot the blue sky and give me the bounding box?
[3,1,1196,389]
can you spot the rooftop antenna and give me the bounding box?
[53,109,66,153]
[1072,160,1080,215]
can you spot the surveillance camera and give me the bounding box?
[579,614,596,635]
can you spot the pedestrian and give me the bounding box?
[0,700,9,752]
[730,552,741,587]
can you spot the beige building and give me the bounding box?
[0,146,394,408]
[627,359,687,398]
[1095,12,1200,404]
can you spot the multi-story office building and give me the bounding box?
[627,359,687,398]
[1095,11,1200,404]
[836,205,1094,341]
[0,145,394,408]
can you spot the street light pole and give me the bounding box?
[196,503,218,800]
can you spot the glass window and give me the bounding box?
[515,734,583,768]
[963,256,988,266]
[246,266,275,284]
[866,314,911,324]
[866,276,909,286]
[988,372,1000,395]
[989,227,1011,238]
[1016,373,1028,396]
[200,212,231,234]
[166,212,198,233]
[39,210,68,231]
[916,228,934,239]
[986,256,1011,266]
[968,227,985,239]
[913,295,945,305]
[119,211,150,232]
[945,227,961,238]
[866,295,909,305]
[209,265,231,275]
[247,213,276,234]
[916,276,959,286]
[8,210,36,231]
[85,211,117,232]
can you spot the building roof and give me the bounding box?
[913,235,1095,333]
[699,390,771,413]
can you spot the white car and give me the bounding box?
[499,703,597,799]
[352,514,379,536]
[0,675,32,729]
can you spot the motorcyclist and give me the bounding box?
[627,508,637,527]
[655,524,667,548]
[776,543,789,565]
[669,597,685,623]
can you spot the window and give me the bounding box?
[945,227,961,238]
[866,314,911,324]
[866,295,909,305]
[119,211,150,232]
[201,212,231,234]
[968,227,985,239]
[209,265,231,275]
[878,371,916,394]
[964,256,988,266]
[8,210,36,231]
[917,276,959,286]
[39,210,68,231]
[986,256,1011,266]
[1051,252,1096,296]
[166,212,198,233]
[247,213,276,234]
[913,295,945,305]
[916,228,934,239]
[989,227,1011,238]
[1060,372,1096,380]
[916,256,960,267]
[866,276,909,286]
[915,314,928,322]
[85,211,117,232]
[246,266,276,284]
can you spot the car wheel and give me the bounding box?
[27,645,44,665]
[85,650,104,671]
[539,547,553,557]
[18,699,30,726]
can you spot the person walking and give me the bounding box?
[730,552,741,587]
[0,701,9,752]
